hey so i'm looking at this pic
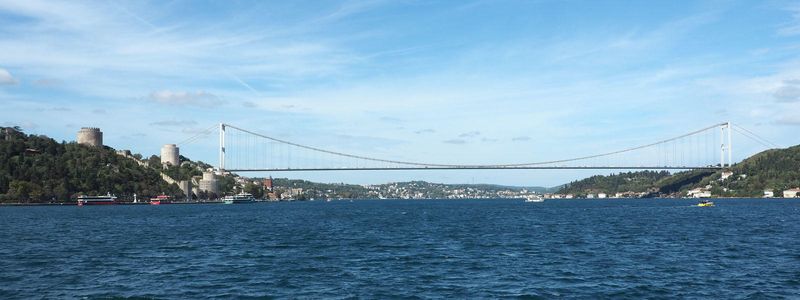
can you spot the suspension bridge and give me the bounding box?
[177,121,778,173]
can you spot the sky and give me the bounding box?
[2,0,800,186]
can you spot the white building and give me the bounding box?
[687,188,712,198]
[763,190,774,198]
[720,171,733,180]
[783,188,800,198]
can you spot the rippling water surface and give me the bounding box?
[2,198,799,299]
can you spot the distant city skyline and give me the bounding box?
[2,0,799,186]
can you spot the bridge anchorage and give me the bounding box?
[198,121,773,173]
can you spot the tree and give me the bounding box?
[147,155,161,168]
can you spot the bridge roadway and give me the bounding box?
[225,166,724,172]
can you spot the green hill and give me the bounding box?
[0,127,182,203]
[556,145,800,198]
[714,145,800,197]
[558,170,671,196]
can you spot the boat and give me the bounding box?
[150,194,170,205]
[697,199,715,207]
[525,195,545,203]
[223,192,257,204]
[77,193,117,206]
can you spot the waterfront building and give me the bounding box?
[264,176,273,191]
[783,188,800,198]
[764,190,774,198]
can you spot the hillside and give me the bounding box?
[0,127,182,203]
[558,170,672,196]
[556,145,800,198]
[714,145,800,197]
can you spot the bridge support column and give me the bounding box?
[219,123,225,173]
[727,121,732,167]
[720,122,732,168]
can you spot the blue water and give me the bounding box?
[1,199,799,299]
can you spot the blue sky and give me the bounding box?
[2,0,800,186]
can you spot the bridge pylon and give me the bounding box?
[218,123,225,173]
[720,122,732,168]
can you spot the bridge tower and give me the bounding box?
[219,123,225,173]
[720,122,732,168]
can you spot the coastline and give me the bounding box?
[0,197,795,206]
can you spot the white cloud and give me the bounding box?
[149,90,224,107]
[458,131,481,138]
[149,120,198,127]
[776,114,800,126]
[511,136,531,142]
[774,79,800,102]
[443,139,466,144]
[0,68,19,85]
[0,1,365,100]
[778,5,800,36]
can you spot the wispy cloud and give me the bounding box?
[512,136,532,142]
[775,114,800,126]
[774,79,800,102]
[379,116,404,123]
[149,120,198,127]
[32,78,62,87]
[414,129,435,134]
[0,68,19,85]
[443,139,466,144]
[0,1,363,100]
[149,90,224,107]
[778,5,800,36]
[458,131,481,138]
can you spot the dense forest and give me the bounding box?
[714,145,800,197]
[0,127,182,203]
[557,145,800,197]
[558,170,672,195]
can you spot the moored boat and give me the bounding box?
[77,194,117,206]
[525,195,544,203]
[150,194,170,205]
[222,192,257,204]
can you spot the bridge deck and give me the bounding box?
[226,166,723,172]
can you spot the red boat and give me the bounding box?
[150,194,170,205]
[77,194,117,206]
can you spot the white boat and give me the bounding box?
[524,195,544,203]
[77,193,117,206]
[222,192,257,204]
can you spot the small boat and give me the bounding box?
[223,192,257,204]
[525,195,544,203]
[150,194,170,205]
[697,199,715,207]
[77,193,117,206]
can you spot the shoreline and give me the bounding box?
[0,197,795,206]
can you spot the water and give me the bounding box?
[1,199,799,299]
